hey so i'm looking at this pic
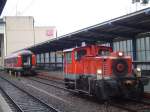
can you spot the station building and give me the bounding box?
[0,16,56,67]
[25,8,150,75]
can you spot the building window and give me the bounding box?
[36,54,40,63]
[45,53,49,63]
[56,52,63,63]
[113,40,133,58]
[136,37,150,70]
[50,52,55,63]
[41,54,44,63]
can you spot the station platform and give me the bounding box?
[144,76,150,95]
[0,93,12,112]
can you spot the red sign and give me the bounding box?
[46,29,54,37]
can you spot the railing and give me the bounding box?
[36,62,63,71]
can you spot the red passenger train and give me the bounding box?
[64,45,149,100]
[4,50,36,75]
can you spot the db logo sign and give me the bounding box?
[46,29,54,37]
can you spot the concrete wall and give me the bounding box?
[0,16,56,66]
[0,19,4,66]
[34,26,56,44]
[0,23,4,34]
[0,35,4,67]
[4,16,34,55]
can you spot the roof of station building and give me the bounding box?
[27,8,150,53]
[0,0,7,15]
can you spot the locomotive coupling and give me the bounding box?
[134,67,141,78]
[124,80,135,86]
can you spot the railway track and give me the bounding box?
[0,87,23,112]
[26,75,150,112]
[27,76,77,93]
[35,74,65,84]
[109,99,150,112]
[0,75,60,112]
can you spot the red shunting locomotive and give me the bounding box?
[4,50,36,75]
[64,45,149,100]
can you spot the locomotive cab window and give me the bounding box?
[65,52,72,63]
[75,49,87,61]
[98,49,110,56]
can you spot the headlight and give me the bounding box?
[97,69,102,74]
[134,67,141,78]
[136,67,141,72]
[118,52,123,57]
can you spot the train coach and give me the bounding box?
[4,50,36,75]
[64,45,149,100]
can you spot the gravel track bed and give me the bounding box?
[109,99,150,112]
[18,76,127,112]
[0,76,56,112]
[122,101,150,111]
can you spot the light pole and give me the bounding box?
[132,0,149,11]
[33,18,35,46]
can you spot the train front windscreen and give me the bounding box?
[22,54,32,69]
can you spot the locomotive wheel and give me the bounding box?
[66,83,75,89]
[64,79,69,88]
[134,81,144,100]
[65,79,75,89]
[129,81,144,100]
[95,81,109,101]
[95,86,103,101]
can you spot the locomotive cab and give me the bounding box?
[64,45,149,100]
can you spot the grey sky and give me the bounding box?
[1,0,149,36]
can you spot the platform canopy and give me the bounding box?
[0,0,7,15]
[28,8,150,53]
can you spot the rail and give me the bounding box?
[0,86,23,112]
[0,75,60,112]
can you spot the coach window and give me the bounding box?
[65,52,72,63]
[75,49,87,61]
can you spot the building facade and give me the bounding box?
[0,16,56,67]
[113,36,150,70]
